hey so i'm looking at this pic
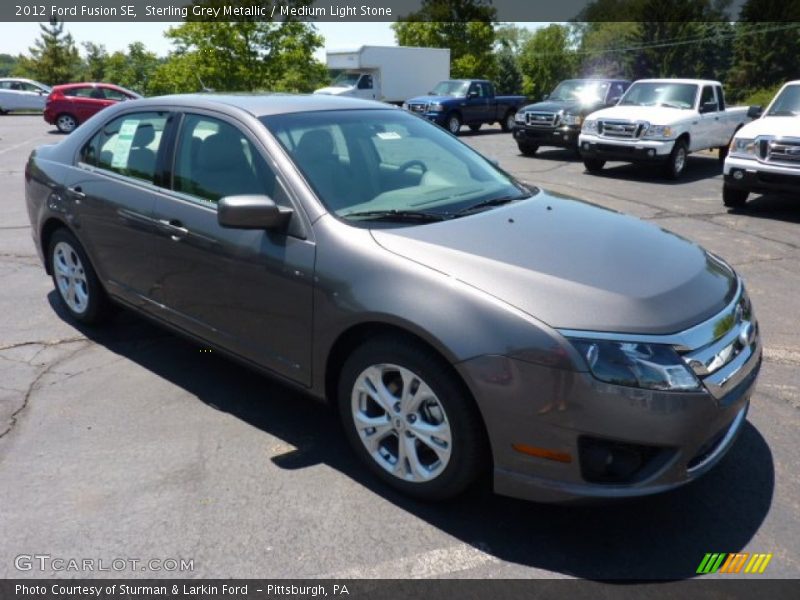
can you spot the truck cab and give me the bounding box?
[723,80,800,207]
[315,71,380,101]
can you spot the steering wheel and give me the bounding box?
[397,160,428,175]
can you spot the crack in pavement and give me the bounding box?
[0,340,91,440]
[0,336,88,353]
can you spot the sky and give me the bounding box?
[0,21,546,62]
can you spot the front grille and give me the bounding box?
[599,120,647,139]
[766,138,800,164]
[525,112,558,127]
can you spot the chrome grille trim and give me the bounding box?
[599,120,649,139]
[754,135,800,165]
[525,112,558,127]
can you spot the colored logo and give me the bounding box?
[696,552,773,574]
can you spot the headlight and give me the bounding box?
[568,339,701,391]
[730,137,756,158]
[515,110,526,123]
[428,102,444,112]
[563,113,583,126]
[582,119,598,134]
[643,125,674,139]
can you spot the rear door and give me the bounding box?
[149,112,315,384]
[68,109,174,306]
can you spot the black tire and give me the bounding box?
[445,112,461,135]
[718,145,729,164]
[55,113,78,134]
[723,184,748,208]
[501,111,516,132]
[468,124,481,132]
[663,139,689,180]
[338,336,488,501]
[583,158,606,173]
[518,143,539,157]
[48,228,110,325]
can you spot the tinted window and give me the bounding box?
[79,111,168,183]
[700,86,717,111]
[715,85,726,110]
[357,75,373,90]
[64,87,94,98]
[103,88,129,101]
[173,114,277,205]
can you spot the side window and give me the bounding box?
[700,86,717,112]
[483,82,493,97]
[357,75,373,90]
[103,88,129,101]
[468,83,480,98]
[715,85,726,110]
[0,81,10,90]
[79,111,168,183]
[66,87,94,98]
[173,114,282,206]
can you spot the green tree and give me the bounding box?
[518,24,577,99]
[81,42,108,82]
[102,42,161,95]
[0,54,18,77]
[392,0,497,79]
[495,48,522,95]
[728,0,800,101]
[148,3,324,94]
[13,21,82,85]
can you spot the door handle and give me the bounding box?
[68,185,86,199]
[157,219,189,240]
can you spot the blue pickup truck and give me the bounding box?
[403,79,527,135]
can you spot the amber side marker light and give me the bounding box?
[512,443,573,463]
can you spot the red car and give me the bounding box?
[44,83,141,133]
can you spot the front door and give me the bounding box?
[150,113,315,385]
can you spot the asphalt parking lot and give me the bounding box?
[1,116,799,580]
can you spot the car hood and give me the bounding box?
[737,115,800,138]
[587,105,691,123]
[371,192,737,335]
[521,99,601,115]
[314,86,352,95]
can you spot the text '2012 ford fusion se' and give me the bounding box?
[25,94,761,503]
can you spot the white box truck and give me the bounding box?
[314,45,450,104]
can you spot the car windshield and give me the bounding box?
[767,85,800,116]
[261,109,532,225]
[331,73,361,88]
[619,82,698,109]
[430,81,470,97]
[549,80,609,103]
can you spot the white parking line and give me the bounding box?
[315,542,499,579]
[0,139,40,156]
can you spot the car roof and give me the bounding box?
[131,93,398,117]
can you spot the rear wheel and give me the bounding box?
[723,184,748,208]
[55,113,78,134]
[664,139,688,179]
[48,228,110,324]
[518,143,539,157]
[718,145,729,164]
[583,158,606,173]
[446,112,462,135]
[501,111,516,132]
[338,337,487,500]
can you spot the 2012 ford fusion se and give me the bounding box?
[25,94,761,503]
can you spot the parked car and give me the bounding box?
[25,94,761,503]
[723,80,800,207]
[513,78,630,155]
[579,79,754,179]
[44,82,141,133]
[404,79,526,134]
[0,78,51,113]
[313,45,450,104]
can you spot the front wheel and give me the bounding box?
[501,111,516,132]
[338,337,487,500]
[446,112,462,135]
[518,143,539,157]
[723,183,748,208]
[48,228,110,324]
[664,139,688,179]
[583,158,606,173]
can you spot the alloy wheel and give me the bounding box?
[53,241,89,314]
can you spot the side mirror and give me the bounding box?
[700,101,717,114]
[468,90,479,99]
[218,195,292,230]
[542,93,549,101]
[747,105,763,119]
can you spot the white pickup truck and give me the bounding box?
[723,80,800,207]
[579,79,754,179]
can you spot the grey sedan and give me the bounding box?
[24,94,761,502]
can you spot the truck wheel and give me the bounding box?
[583,158,605,173]
[723,184,748,208]
[518,143,538,157]
[469,124,481,132]
[718,145,729,164]
[338,336,488,501]
[664,139,688,179]
[501,111,516,132]
[446,112,461,135]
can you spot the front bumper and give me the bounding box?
[513,124,580,148]
[724,156,800,196]
[457,297,762,503]
[579,134,675,163]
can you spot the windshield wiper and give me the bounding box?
[453,194,531,216]
[341,209,447,222]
